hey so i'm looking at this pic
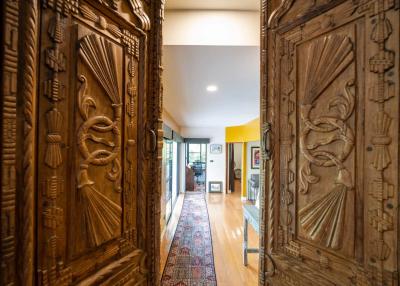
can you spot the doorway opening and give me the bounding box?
[226,142,243,194]
[186,142,207,192]
[159,1,262,285]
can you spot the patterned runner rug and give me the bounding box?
[161,192,217,286]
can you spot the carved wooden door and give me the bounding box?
[261,1,399,285]
[0,0,163,285]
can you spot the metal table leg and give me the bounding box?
[243,217,248,266]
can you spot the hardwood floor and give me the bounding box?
[160,184,259,286]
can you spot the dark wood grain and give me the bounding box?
[261,0,399,285]
[0,0,163,285]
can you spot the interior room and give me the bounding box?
[159,1,261,285]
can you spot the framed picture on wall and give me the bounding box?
[251,146,260,169]
[210,144,223,154]
[209,181,223,193]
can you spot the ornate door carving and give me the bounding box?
[0,0,164,285]
[262,1,399,285]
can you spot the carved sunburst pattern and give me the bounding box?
[302,35,354,105]
[299,185,347,249]
[298,34,355,250]
[79,34,121,105]
[77,34,123,247]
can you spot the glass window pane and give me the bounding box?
[202,144,206,161]
[189,144,200,153]
[189,153,201,163]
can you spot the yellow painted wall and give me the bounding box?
[225,118,260,198]
[241,142,247,198]
[225,118,260,143]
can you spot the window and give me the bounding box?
[187,143,207,164]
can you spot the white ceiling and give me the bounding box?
[165,0,260,11]
[163,46,260,128]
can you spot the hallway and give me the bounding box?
[161,189,259,286]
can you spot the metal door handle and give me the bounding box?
[263,123,272,160]
[265,252,276,277]
[149,128,157,153]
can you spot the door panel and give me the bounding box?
[295,23,359,260]
[36,2,151,284]
[0,0,163,285]
[263,1,399,285]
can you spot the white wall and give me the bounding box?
[181,127,226,192]
[166,0,260,11]
[246,141,260,179]
[164,11,260,46]
[163,109,181,134]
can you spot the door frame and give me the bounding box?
[259,1,272,285]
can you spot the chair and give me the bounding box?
[185,166,194,191]
[247,174,259,202]
[192,161,203,184]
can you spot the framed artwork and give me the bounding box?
[251,146,260,169]
[208,181,223,193]
[210,144,223,154]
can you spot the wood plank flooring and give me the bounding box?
[160,184,259,286]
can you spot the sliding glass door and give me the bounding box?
[163,139,180,223]
[171,142,178,207]
[164,140,173,222]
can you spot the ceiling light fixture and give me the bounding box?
[206,85,218,92]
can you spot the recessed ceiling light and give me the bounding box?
[206,85,218,92]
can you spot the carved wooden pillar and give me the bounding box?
[18,1,40,285]
[1,1,19,285]
[146,0,165,284]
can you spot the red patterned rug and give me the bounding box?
[161,192,217,286]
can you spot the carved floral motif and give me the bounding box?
[298,35,355,250]
[0,0,158,284]
[265,0,399,285]
[96,0,119,10]
[45,109,63,168]
[124,30,140,244]
[79,4,123,39]
[127,0,151,31]
[366,1,396,284]
[42,0,79,16]
[279,38,297,260]
[77,33,124,247]
[39,2,72,284]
